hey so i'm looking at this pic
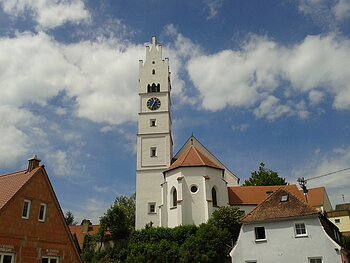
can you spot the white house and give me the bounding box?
[230,188,347,263]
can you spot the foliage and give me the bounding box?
[64,210,78,226]
[80,234,105,263]
[342,235,350,250]
[243,162,288,186]
[99,194,136,242]
[208,206,241,243]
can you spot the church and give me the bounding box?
[135,37,239,229]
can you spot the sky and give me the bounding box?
[0,0,350,224]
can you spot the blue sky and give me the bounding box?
[0,0,350,223]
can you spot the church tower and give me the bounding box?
[135,37,173,229]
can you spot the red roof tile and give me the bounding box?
[303,187,325,207]
[164,145,223,173]
[69,225,100,249]
[0,167,40,210]
[242,188,319,223]
[228,185,303,205]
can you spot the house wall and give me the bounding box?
[328,212,350,234]
[0,169,81,262]
[231,217,342,263]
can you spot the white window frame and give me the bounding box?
[148,202,156,214]
[22,199,31,219]
[254,226,266,242]
[41,256,59,263]
[0,253,15,263]
[308,257,322,263]
[295,222,307,237]
[38,203,47,222]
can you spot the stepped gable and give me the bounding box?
[0,168,39,209]
[242,187,319,224]
[164,145,223,173]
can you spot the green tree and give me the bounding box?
[208,206,241,244]
[64,210,78,226]
[243,162,288,186]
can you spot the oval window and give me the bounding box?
[190,185,198,193]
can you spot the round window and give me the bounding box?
[190,185,198,193]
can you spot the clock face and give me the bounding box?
[147,97,161,111]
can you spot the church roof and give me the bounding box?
[241,188,319,224]
[164,145,223,173]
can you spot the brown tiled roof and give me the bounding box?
[164,145,223,173]
[335,203,350,211]
[304,187,325,207]
[0,168,39,210]
[69,225,101,249]
[242,188,319,223]
[228,185,302,205]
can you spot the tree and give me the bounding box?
[243,162,288,186]
[208,206,241,244]
[64,210,78,226]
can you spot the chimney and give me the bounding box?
[81,219,91,233]
[27,155,41,172]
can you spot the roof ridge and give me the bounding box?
[191,146,206,166]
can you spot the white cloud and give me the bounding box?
[333,0,350,22]
[204,0,224,19]
[232,123,249,132]
[1,0,91,30]
[186,33,350,119]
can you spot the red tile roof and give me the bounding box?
[0,167,40,210]
[304,187,326,207]
[242,188,319,223]
[164,145,223,173]
[228,185,302,205]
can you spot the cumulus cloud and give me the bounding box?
[186,33,350,120]
[1,0,90,30]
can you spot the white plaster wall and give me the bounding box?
[138,112,171,135]
[231,217,342,263]
[235,205,257,216]
[165,166,228,227]
[329,215,350,233]
[135,169,164,229]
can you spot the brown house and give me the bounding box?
[0,156,82,263]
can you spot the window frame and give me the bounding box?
[22,199,31,219]
[0,253,15,263]
[150,119,157,127]
[334,218,340,224]
[212,187,218,207]
[171,187,177,208]
[148,202,156,214]
[254,226,266,242]
[150,147,157,157]
[294,222,307,237]
[41,256,59,263]
[308,257,322,263]
[38,203,47,222]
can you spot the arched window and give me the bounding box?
[212,187,217,207]
[147,83,160,93]
[171,187,177,207]
[152,69,155,75]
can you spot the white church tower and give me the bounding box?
[135,36,173,229]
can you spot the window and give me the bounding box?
[0,253,14,263]
[295,223,307,236]
[212,187,217,207]
[335,218,340,224]
[171,187,177,208]
[150,147,157,157]
[254,227,266,241]
[38,203,47,222]
[150,119,157,127]
[147,83,160,92]
[22,199,31,219]
[280,194,289,202]
[41,257,59,263]
[245,261,257,263]
[152,69,155,75]
[190,185,198,193]
[148,202,156,214]
[309,257,322,263]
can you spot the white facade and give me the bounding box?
[160,166,228,227]
[230,216,343,263]
[135,36,173,229]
